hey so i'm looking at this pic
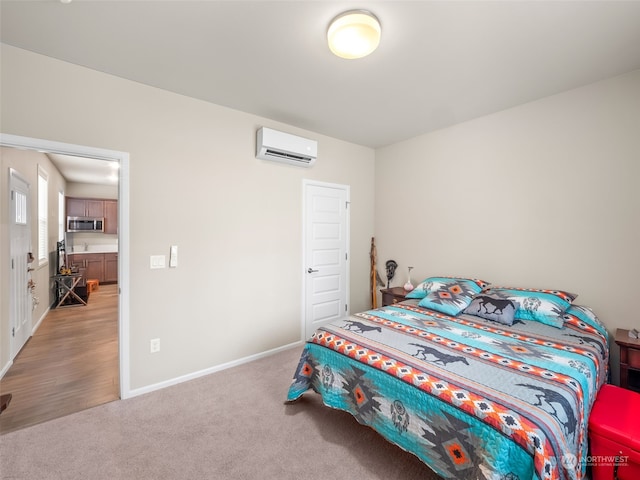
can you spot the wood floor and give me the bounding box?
[0,283,119,434]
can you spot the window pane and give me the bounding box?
[15,191,27,225]
[38,169,48,263]
[59,190,65,241]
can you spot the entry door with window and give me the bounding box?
[9,168,32,358]
[303,180,350,339]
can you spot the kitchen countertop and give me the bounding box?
[69,250,118,255]
[70,245,118,254]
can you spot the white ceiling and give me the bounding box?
[46,153,119,186]
[2,0,640,182]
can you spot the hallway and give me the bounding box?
[0,284,119,434]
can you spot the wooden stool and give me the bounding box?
[86,279,99,293]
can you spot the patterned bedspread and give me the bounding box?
[286,300,609,480]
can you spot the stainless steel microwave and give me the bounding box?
[67,216,104,233]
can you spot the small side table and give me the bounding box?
[381,287,408,307]
[52,274,87,307]
[615,328,640,393]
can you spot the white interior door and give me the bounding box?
[303,180,349,339]
[9,168,32,358]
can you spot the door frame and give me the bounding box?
[0,133,132,399]
[301,179,350,341]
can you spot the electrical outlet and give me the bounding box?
[150,338,160,353]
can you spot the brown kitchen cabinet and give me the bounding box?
[84,254,105,282]
[67,253,117,284]
[66,197,118,234]
[67,253,102,284]
[67,254,87,285]
[103,200,118,234]
[104,253,118,283]
[66,197,105,218]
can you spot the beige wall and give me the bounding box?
[0,147,67,367]
[66,182,117,199]
[4,41,637,392]
[1,45,375,390]
[375,69,640,384]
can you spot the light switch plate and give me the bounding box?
[150,255,166,269]
[169,245,178,267]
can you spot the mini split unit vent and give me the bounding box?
[256,127,317,167]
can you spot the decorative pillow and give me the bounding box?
[483,287,577,328]
[406,276,489,300]
[563,305,607,332]
[463,293,517,326]
[417,278,487,316]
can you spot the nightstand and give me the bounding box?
[615,328,640,393]
[381,287,408,307]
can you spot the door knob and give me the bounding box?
[307,268,318,273]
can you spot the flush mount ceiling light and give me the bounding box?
[327,10,381,59]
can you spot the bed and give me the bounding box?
[287,277,609,480]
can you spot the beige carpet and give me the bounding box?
[0,346,440,480]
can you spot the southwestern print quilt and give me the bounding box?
[286,300,608,480]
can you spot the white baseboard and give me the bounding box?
[31,306,50,335]
[0,360,13,380]
[1,308,49,380]
[125,340,303,400]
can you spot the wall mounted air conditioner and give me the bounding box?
[256,127,317,167]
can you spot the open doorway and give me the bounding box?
[0,134,130,433]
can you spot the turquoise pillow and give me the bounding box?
[416,278,487,316]
[406,276,489,300]
[563,305,607,333]
[483,287,577,328]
